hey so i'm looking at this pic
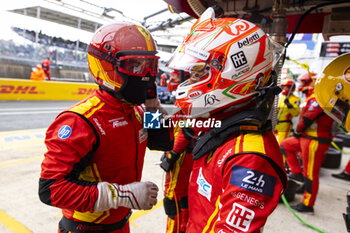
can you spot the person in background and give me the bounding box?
[160,72,168,87]
[167,70,181,92]
[166,7,287,232]
[42,56,51,81]
[275,77,300,143]
[30,64,46,81]
[281,72,334,213]
[314,52,350,182]
[38,21,172,233]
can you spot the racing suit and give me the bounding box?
[275,94,300,143]
[281,93,334,207]
[167,78,180,92]
[42,58,51,81]
[30,67,46,81]
[187,128,287,233]
[164,126,195,233]
[39,89,171,233]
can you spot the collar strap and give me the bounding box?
[192,110,272,160]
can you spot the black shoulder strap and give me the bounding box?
[192,116,272,160]
[182,127,195,141]
[222,151,287,193]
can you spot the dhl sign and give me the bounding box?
[0,78,98,100]
[0,85,41,94]
[73,88,96,95]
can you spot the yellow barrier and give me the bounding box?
[0,78,98,100]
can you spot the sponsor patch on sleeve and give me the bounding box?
[58,125,72,139]
[230,165,276,197]
[139,128,148,143]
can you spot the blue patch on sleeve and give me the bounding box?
[58,125,72,139]
[230,165,277,197]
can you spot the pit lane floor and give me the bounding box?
[0,101,349,233]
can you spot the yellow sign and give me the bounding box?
[0,78,98,100]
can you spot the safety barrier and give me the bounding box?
[0,78,97,100]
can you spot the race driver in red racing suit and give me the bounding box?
[166,7,287,232]
[39,22,172,233]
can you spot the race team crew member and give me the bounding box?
[166,8,287,232]
[167,70,181,92]
[275,77,300,143]
[39,22,172,233]
[160,125,196,233]
[42,56,51,81]
[281,73,334,213]
[30,64,46,81]
[160,72,168,87]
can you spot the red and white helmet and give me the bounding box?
[167,7,284,118]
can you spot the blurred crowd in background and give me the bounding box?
[0,27,88,67]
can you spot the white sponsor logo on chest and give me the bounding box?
[109,117,129,128]
[197,167,212,201]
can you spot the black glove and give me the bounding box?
[284,98,293,109]
[160,150,181,172]
[292,130,302,138]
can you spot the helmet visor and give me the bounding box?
[167,47,210,86]
[268,37,285,69]
[117,55,159,77]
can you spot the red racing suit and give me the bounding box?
[167,78,180,92]
[281,94,334,207]
[39,89,153,233]
[187,130,287,233]
[42,58,51,81]
[164,126,196,233]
